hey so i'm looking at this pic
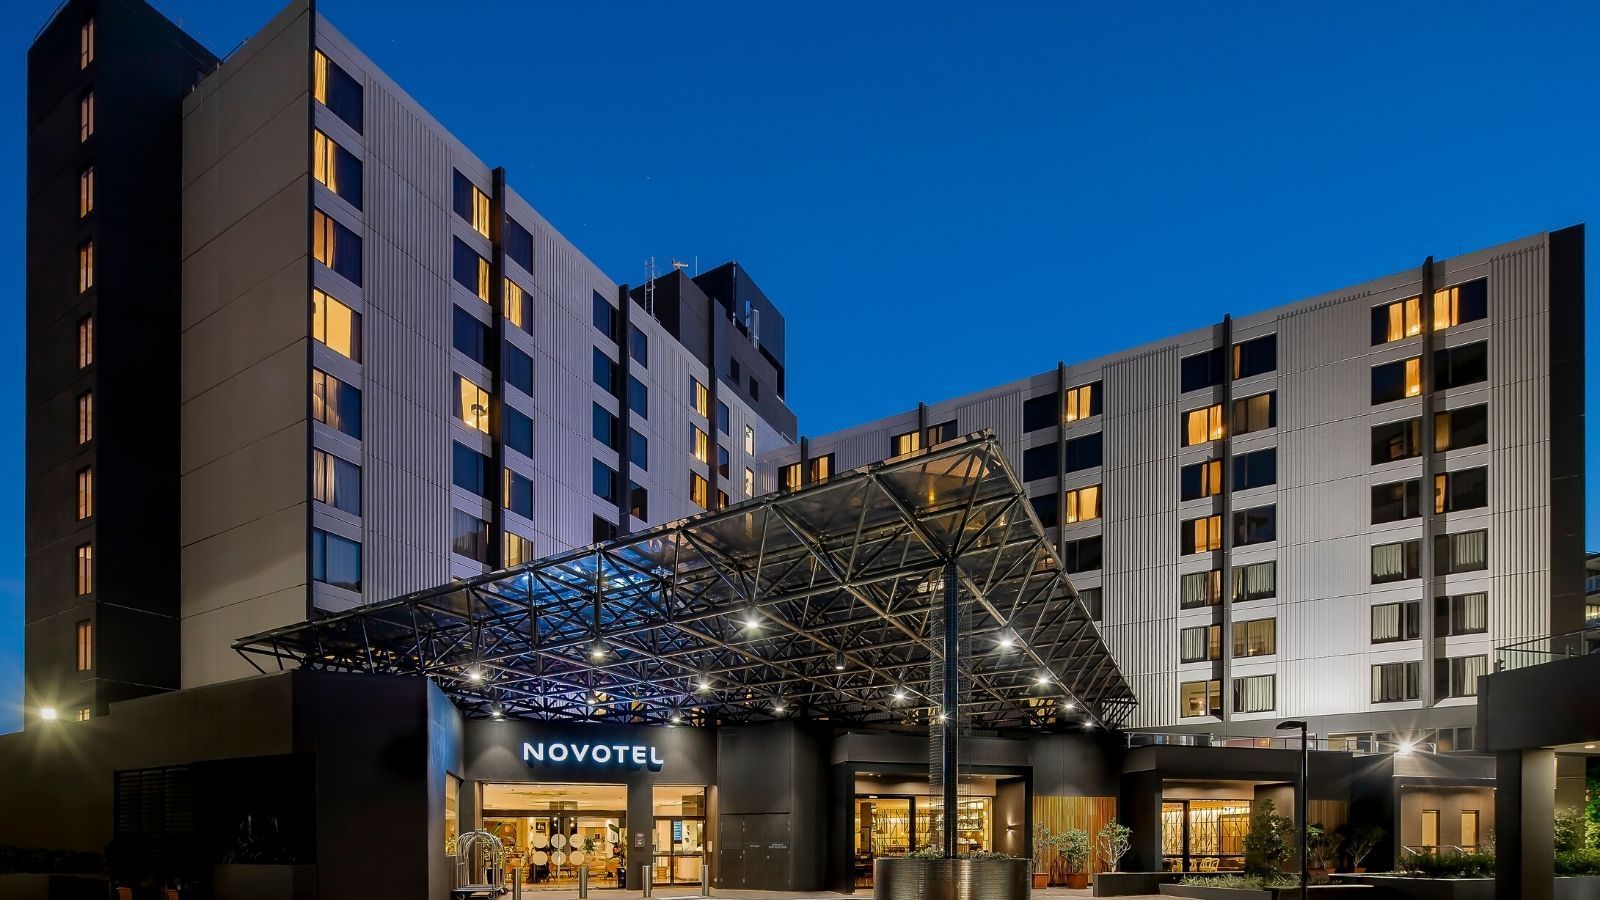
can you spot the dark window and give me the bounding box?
[1232,505,1276,546]
[1231,391,1275,435]
[1436,592,1488,637]
[1436,655,1488,699]
[314,51,362,133]
[592,459,618,503]
[926,420,957,445]
[717,445,730,478]
[504,407,533,457]
[451,170,475,223]
[593,292,618,342]
[629,325,648,367]
[628,482,648,520]
[452,238,486,296]
[451,442,491,498]
[1180,459,1222,501]
[1233,335,1276,379]
[1450,279,1489,325]
[451,509,490,563]
[1371,600,1421,643]
[592,348,619,396]
[1434,530,1488,575]
[629,428,648,470]
[1063,535,1102,574]
[1065,432,1103,472]
[311,369,361,439]
[1371,417,1422,465]
[506,470,534,519]
[312,449,361,515]
[505,217,533,272]
[1077,587,1103,621]
[628,376,648,419]
[1029,494,1058,529]
[717,401,730,434]
[592,403,619,450]
[593,515,617,543]
[1022,444,1058,482]
[505,344,533,395]
[1023,394,1059,432]
[1435,341,1488,390]
[452,306,488,364]
[1371,357,1420,405]
[749,376,760,401]
[1371,539,1421,584]
[1372,661,1421,703]
[1232,448,1276,491]
[317,212,362,284]
[1437,404,1488,451]
[729,358,741,382]
[1438,467,1488,513]
[312,529,361,591]
[1181,348,1225,392]
[1372,478,1422,524]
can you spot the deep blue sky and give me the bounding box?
[0,1,1596,732]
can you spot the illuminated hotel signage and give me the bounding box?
[522,741,664,771]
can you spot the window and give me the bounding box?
[309,529,360,590]
[505,345,533,396]
[717,401,730,434]
[1063,535,1102,573]
[1181,348,1225,392]
[1180,459,1223,501]
[505,532,534,568]
[1461,811,1480,852]
[1183,404,1224,446]
[593,516,617,543]
[592,460,617,503]
[1233,505,1276,546]
[452,238,489,302]
[1371,357,1422,404]
[1180,569,1222,609]
[1232,448,1276,491]
[1065,432,1102,472]
[1433,280,1488,331]
[1065,382,1101,421]
[1182,514,1222,555]
[629,324,648,367]
[628,481,648,520]
[1029,494,1059,529]
[79,166,93,216]
[311,50,363,132]
[591,403,619,449]
[310,369,361,437]
[453,375,489,434]
[743,424,756,456]
[690,378,709,417]
[627,376,647,418]
[1077,587,1103,621]
[743,467,755,497]
[1371,600,1421,643]
[77,316,93,368]
[1435,467,1487,514]
[808,453,834,483]
[780,462,802,491]
[1439,654,1488,699]
[593,292,618,342]
[451,306,487,364]
[1434,342,1488,391]
[1180,624,1221,663]
[1233,675,1276,713]
[1437,592,1488,636]
[74,544,93,595]
[629,428,648,470]
[1371,478,1423,524]
[451,509,490,563]
[716,489,730,511]
[1022,444,1058,482]
[1372,539,1421,583]
[312,210,362,284]
[1180,679,1222,718]
[1372,296,1423,345]
[746,375,759,401]
[79,90,93,141]
[1233,335,1276,379]
[505,218,533,272]
[729,358,741,382]
[1022,394,1058,432]
[80,18,94,68]
[312,449,361,515]
[690,472,709,509]
[312,130,362,208]
[1436,404,1488,451]
[452,171,490,237]
[593,348,619,396]
[1231,392,1276,435]
[76,467,93,519]
[1232,561,1275,603]
[77,391,93,443]
[1233,618,1276,657]
[313,289,362,361]
[78,240,93,292]
[506,470,534,519]
[717,445,730,479]
[1434,530,1488,575]
[1064,485,1101,523]
[689,424,709,463]
[1371,417,1421,465]
[75,620,92,671]
[504,407,532,457]
[1372,661,1421,703]
[451,442,491,498]
[503,280,530,330]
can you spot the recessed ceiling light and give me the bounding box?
[833,651,847,671]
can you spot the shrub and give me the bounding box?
[1558,809,1591,853]
[0,845,103,875]
[1555,848,1600,877]
[1180,873,1299,889]
[1243,799,1294,877]
[1058,827,1091,874]
[1398,851,1495,878]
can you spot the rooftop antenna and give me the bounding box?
[643,257,657,316]
[671,259,689,272]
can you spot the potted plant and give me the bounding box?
[1339,823,1383,873]
[1031,823,1054,889]
[1058,827,1091,889]
[1096,819,1132,874]
[1306,824,1341,877]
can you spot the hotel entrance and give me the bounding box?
[851,774,996,888]
[1160,798,1250,871]
[650,786,709,885]
[481,783,627,889]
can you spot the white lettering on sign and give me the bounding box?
[522,741,664,771]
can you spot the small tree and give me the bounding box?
[1306,824,1342,870]
[1096,819,1133,873]
[1339,823,1384,870]
[1557,809,1589,852]
[1032,822,1055,874]
[1058,828,1091,875]
[1242,799,1294,877]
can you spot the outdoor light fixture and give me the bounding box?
[937,712,948,723]
[489,702,504,719]
[38,707,58,722]
[466,666,484,683]
[1587,744,1597,750]
[1276,720,1310,900]
[744,606,762,630]
[832,651,847,671]
[695,678,711,693]
[1396,740,1416,756]
[893,688,907,701]
[1036,671,1052,685]
[589,639,608,661]
[997,631,1015,649]
[670,714,682,725]
[1061,700,1077,710]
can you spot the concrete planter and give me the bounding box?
[1556,876,1600,900]
[872,857,1030,900]
[0,874,108,900]
[1332,874,1493,900]
[1093,871,1181,896]
[1160,884,1377,900]
[211,864,316,900]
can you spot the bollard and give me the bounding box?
[512,868,521,900]
[641,867,653,898]
[700,862,711,897]
[577,866,588,899]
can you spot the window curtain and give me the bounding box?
[1182,572,1210,607]
[1455,531,1488,571]
[1181,627,1209,662]
[1234,675,1274,713]
[1372,543,1404,581]
[1372,604,1401,642]
[1454,655,1488,696]
[1236,561,1276,600]
[1455,592,1488,633]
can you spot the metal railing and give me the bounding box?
[1495,625,1600,673]
[1124,731,1436,756]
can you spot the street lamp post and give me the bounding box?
[1276,720,1308,900]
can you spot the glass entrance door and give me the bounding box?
[651,785,708,885]
[855,797,912,887]
[481,783,626,890]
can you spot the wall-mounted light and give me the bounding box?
[38,707,58,722]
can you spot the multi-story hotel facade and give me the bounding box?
[761,227,1586,742]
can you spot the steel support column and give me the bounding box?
[942,559,959,858]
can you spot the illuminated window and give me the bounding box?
[690,425,709,463]
[312,130,362,208]
[1372,357,1422,404]
[689,377,709,417]
[891,429,922,457]
[744,467,755,497]
[1180,569,1221,609]
[75,619,92,670]
[453,374,490,434]
[1371,600,1421,643]
[1371,661,1421,703]
[312,210,362,284]
[1180,679,1221,718]
[1232,561,1276,603]
[75,708,91,722]
[75,544,93,595]
[311,368,361,438]
[452,238,489,301]
[79,90,93,141]
[79,166,93,216]
[1435,404,1488,452]
[1230,392,1276,435]
[809,453,834,483]
[1371,296,1423,345]
[1233,618,1276,657]
[504,279,527,330]
[76,467,93,520]
[1371,539,1421,584]
[1064,484,1100,523]
[78,240,94,292]
[1435,467,1488,514]
[80,18,94,68]
[1180,624,1221,662]
[77,316,93,368]
[1182,404,1224,446]
[1064,382,1101,421]
[312,50,363,133]
[312,448,361,515]
[1180,459,1223,500]
[1432,280,1488,331]
[690,472,709,509]
[744,424,755,456]
[1181,514,1222,555]
[453,171,491,237]
[780,462,802,491]
[505,532,534,568]
[77,391,93,444]
[312,289,361,361]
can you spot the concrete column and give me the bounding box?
[627,782,654,891]
[1495,748,1554,900]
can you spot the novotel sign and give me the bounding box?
[522,741,664,771]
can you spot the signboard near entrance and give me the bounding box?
[521,741,664,771]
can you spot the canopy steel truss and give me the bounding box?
[233,433,1137,730]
